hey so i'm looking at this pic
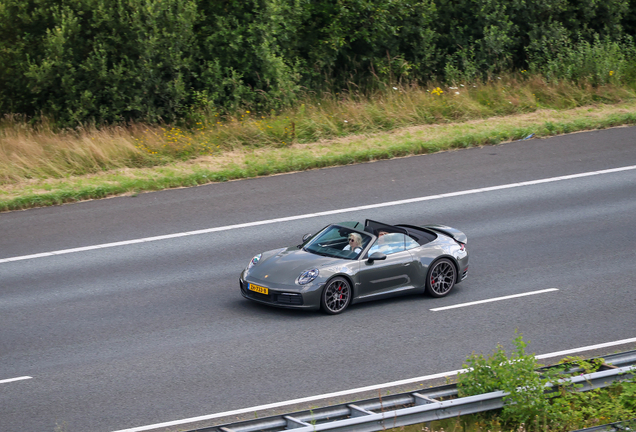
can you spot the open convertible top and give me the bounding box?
[335,219,466,246]
[363,219,408,236]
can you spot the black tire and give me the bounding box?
[425,258,456,298]
[321,276,352,315]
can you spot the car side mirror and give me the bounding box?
[298,233,313,248]
[367,252,387,263]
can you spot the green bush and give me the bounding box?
[1,0,199,125]
[458,332,552,426]
[528,35,636,86]
[458,333,636,431]
[1,0,635,126]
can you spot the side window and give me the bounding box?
[405,236,419,250]
[369,233,408,256]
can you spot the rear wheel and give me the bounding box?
[425,258,456,298]
[321,277,352,315]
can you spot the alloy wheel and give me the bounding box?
[322,277,351,314]
[426,259,456,297]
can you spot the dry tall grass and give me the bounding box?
[1,74,633,187]
[0,118,158,184]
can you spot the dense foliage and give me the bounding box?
[1,0,635,125]
[457,333,636,431]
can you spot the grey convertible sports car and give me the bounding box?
[239,219,469,314]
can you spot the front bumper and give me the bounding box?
[239,276,320,310]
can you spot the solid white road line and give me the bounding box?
[112,337,636,432]
[430,288,559,311]
[0,376,32,385]
[535,337,636,359]
[111,370,472,432]
[2,164,636,265]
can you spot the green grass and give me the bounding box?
[2,74,636,212]
[390,409,636,432]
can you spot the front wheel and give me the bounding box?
[321,277,352,315]
[425,258,456,298]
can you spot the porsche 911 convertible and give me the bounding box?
[239,219,469,314]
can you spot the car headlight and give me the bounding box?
[297,268,319,285]
[247,254,262,270]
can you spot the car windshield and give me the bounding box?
[304,225,372,260]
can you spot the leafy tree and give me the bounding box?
[1,0,635,126]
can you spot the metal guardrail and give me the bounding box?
[542,350,636,374]
[571,419,636,432]
[188,351,636,432]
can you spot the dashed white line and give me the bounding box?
[430,288,559,311]
[112,337,636,432]
[2,164,636,265]
[0,376,32,385]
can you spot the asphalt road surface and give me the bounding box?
[1,126,636,432]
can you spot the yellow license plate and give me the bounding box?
[249,283,268,295]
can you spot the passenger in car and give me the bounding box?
[368,233,407,255]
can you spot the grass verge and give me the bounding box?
[2,99,636,212]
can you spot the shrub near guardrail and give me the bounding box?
[458,332,554,427]
[454,333,636,432]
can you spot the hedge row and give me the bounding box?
[1,0,635,126]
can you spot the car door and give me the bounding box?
[355,234,419,300]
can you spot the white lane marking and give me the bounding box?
[3,164,636,265]
[111,370,471,432]
[112,337,636,432]
[0,376,32,385]
[535,337,636,359]
[430,288,559,311]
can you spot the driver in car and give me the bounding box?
[343,233,363,253]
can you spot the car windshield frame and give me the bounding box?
[303,224,373,260]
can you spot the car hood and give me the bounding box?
[246,247,346,285]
